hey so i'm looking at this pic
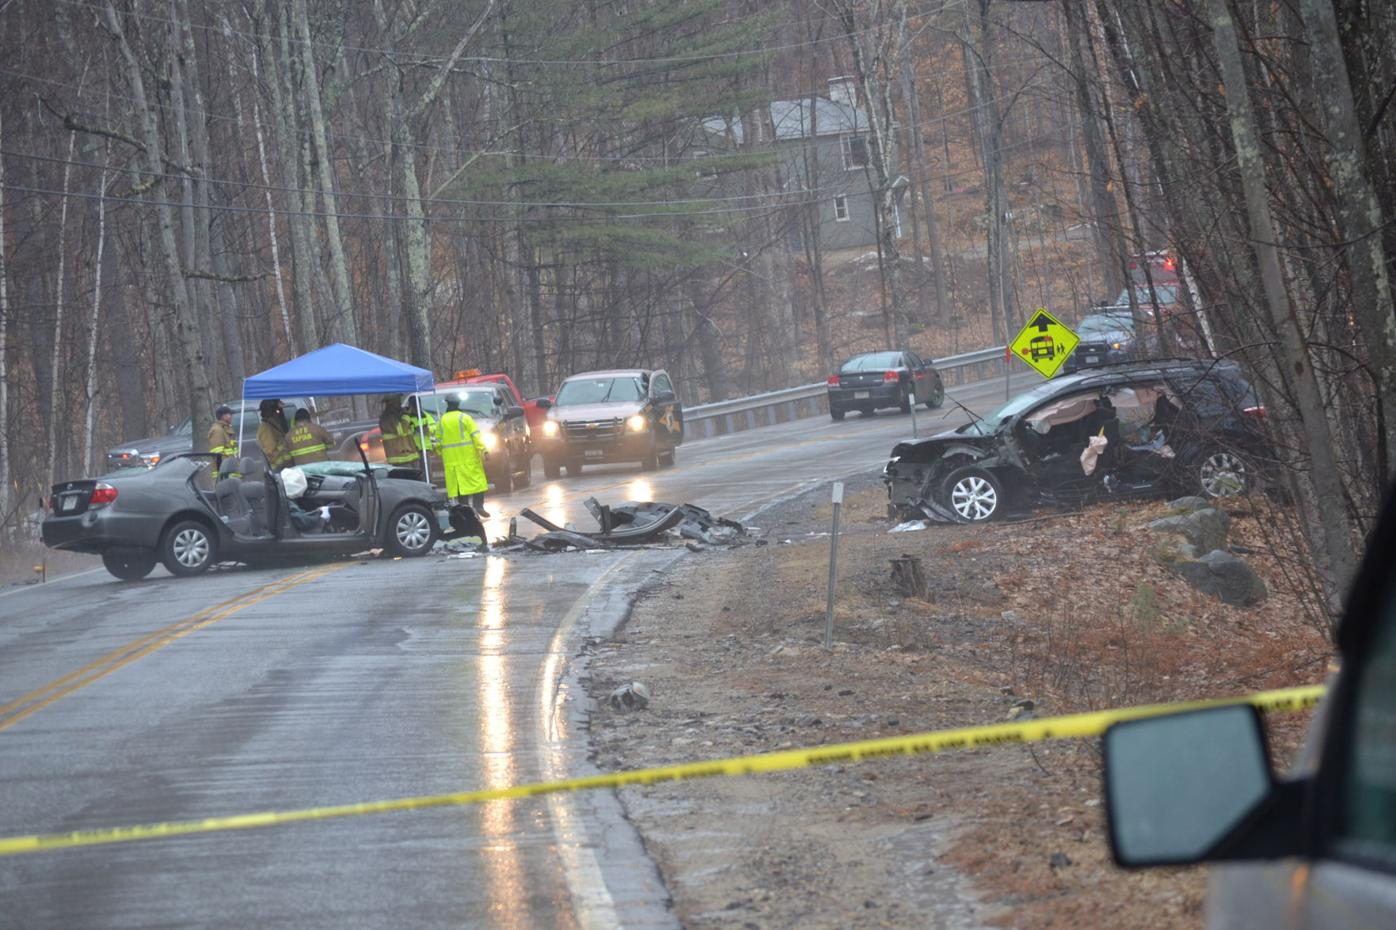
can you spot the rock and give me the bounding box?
[1173,550,1268,606]
[1150,537,1199,567]
[1166,495,1211,513]
[1000,610,1020,623]
[609,681,652,711]
[1148,506,1231,554]
[1049,852,1073,869]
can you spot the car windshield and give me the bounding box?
[555,376,645,405]
[414,390,497,418]
[1077,313,1135,336]
[841,352,901,372]
[1114,284,1178,306]
[958,379,1083,436]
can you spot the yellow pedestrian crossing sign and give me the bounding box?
[1010,308,1079,379]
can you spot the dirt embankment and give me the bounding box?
[586,477,1328,929]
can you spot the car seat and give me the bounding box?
[215,458,256,535]
[240,456,273,536]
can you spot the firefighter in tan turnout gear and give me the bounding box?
[379,396,418,467]
[287,408,334,466]
[257,399,293,470]
[208,405,239,472]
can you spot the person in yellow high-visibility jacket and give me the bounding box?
[438,395,490,517]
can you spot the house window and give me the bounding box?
[842,134,870,170]
[833,195,850,222]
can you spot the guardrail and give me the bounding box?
[684,345,1008,440]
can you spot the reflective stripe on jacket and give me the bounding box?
[439,409,488,496]
[257,420,292,470]
[288,423,333,464]
[406,413,439,452]
[380,412,418,464]
[208,420,238,457]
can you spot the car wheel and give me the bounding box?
[160,520,218,577]
[942,467,1004,522]
[924,381,945,409]
[514,452,533,488]
[565,459,584,477]
[659,449,676,468]
[387,504,437,557]
[544,456,562,479]
[1196,448,1251,498]
[830,407,846,421]
[898,386,912,414]
[102,546,157,581]
[494,456,514,495]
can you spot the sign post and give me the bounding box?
[908,390,918,438]
[824,481,844,649]
[1009,307,1080,380]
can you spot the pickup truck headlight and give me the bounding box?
[626,414,648,433]
[542,420,560,438]
[479,429,500,451]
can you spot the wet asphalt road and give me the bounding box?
[0,374,1026,929]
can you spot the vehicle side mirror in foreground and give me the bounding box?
[506,405,525,420]
[655,390,676,403]
[1104,705,1276,867]
[534,398,552,410]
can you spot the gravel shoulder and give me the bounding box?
[585,473,1329,929]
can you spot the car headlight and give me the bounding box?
[542,420,560,438]
[140,452,161,466]
[479,429,499,451]
[626,413,648,433]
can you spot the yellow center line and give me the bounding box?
[0,564,347,734]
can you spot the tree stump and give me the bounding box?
[889,554,929,599]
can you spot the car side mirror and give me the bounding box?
[506,405,525,420]
[655,390,676,403]
[534,398,552,410]
[1104,705,1274,867]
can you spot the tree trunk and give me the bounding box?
[964,2,1006,343]
[1298,0,1396,488]
[1209,0,1357,601]
[82,162,109,474]
[0,106,10,531]
[46,130,77,490]
[900,47,948,323]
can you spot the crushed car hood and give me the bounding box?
[889,427,995,461]
[551,401,645,422]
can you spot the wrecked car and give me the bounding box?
[883,359,1275,522]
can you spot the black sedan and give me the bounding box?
[43,453,460,580]
[884,359,1275,521]
[826,350,944,420]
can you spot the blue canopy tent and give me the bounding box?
[239,343,436,478]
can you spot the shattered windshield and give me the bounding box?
[555,376,645,405]
[958,380,1080,436]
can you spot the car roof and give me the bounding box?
[562,369,653,380]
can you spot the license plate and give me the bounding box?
[59,494,80,512]
[1085,355,1100,364]
[584,448,605,459]
[854,391,871,399]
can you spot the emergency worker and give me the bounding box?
[379,396,418,467]
[287,408,334,465]
[257,398,293,470]
[208,405,239,472]
[438,395,490,517]
[404,395,442,479]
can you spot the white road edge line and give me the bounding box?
[538,556,634,930]
[0,567,106,601]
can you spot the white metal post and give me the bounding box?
[824,481,844,649]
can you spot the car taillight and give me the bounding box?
[1243,405,1267,420]
[1163,257,1176,272]
[359,441,370,452]
[826,374,840,386]
[89,483,118,508]
[883,370,900,382]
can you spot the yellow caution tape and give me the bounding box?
[0,684,1325,857]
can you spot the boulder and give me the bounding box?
[1148,507,1231,555]
[1166,495,1212,514]
[1172,550,1268,606]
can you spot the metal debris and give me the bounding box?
[506,499,752,553]
[609,681,651,711]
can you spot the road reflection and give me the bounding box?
[476,555,531,928]
[625,477,653,502]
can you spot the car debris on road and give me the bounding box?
[490,497,752,553]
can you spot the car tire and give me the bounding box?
[1195,447,1251,499]
[659,449,676,468]
[160,520,218,577]
[544,456,562,479]
[494,456,514,495]
[514,452,533,489]
[830,407,846,421]
[386,504,437,557]
[941,467,1004,523]
[565,459,584,477]
[102,546,157,581]
[924,381,945,409]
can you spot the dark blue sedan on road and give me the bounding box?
[826,350,944,421]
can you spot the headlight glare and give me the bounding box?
[480,429,499,451]
[542,420,560,438]
[626,414,648,433]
